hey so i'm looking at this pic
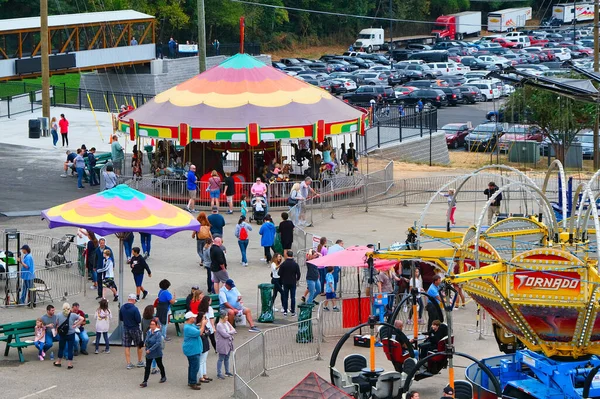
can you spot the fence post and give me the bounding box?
[377,119,381,148]
[429,128,433,167]
[30,91,34,113]
[330,182,334,219]
[7,96,10,118]
[316,310,323,360]
[420,111,423,138]
[399,116,402,143]
[364,167,369,213]
[63,83,67,104]
[261,332,268,376]
[403,179,407,206]
[78,88,82,110]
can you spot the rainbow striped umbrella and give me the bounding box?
[119,53,367,146]
[42,185,199,238]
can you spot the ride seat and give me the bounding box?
[344,354,368,379]
[428,335,454,362]
[381,338,410,364]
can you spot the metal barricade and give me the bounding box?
[262,317,321,371]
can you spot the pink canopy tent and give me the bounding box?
[307,245,397,270]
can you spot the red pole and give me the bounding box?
[240,16,245,53]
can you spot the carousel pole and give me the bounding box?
[411,262,418,339]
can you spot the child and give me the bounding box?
[94,299,112,354]
[100,249,119,301]
[240,195,248,219]
[441,188,456,227]
[34,318,46,361]
[202,238,214,294]
[216,310,236,379]
[323,267,339,312]
[129,246,152,301]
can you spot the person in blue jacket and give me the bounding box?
[259,214,276,263]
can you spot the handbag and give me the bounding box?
[235,312,247,326]
[287,197,298,206]
[57,314,70,337]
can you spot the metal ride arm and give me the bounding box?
[374,248,456,272]
[448,262,505,284]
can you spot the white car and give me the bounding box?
[369,65,392,71]
[464,71,489,80]
[427,62,459,75]
[454,63,471,74]
[477,55,511,68]
[546,48,572,61]
[467,80,502,101]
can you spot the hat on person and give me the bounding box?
[20,244,30,252]
[443,387,454,395]
[212,206,218,213]
[185,311,197,319]
[128,293,137,300]
[191,285,199,290]
[225,279,235,288]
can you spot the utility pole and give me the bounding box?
[41,0,50,119]
[573,0,577,46]
[594,0,599,169]
[197,0,206,73]
[389,0,393,46]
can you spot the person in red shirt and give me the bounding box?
[58,114,69,147]
[71,302,89,355]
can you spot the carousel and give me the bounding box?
[117,53,368,204]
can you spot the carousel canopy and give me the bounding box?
[120,53,367,146]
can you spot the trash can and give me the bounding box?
[28,119,41,139]
[257,283,274,323]
[296,303,314,343]
[38,117,49,137]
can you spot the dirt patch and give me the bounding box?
[271,45,347,61]
[360,157,472,178]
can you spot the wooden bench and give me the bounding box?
[1,314,94,362]
[169,294,221,336]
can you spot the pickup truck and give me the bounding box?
[528,36,549,47]
[492,38,518,49]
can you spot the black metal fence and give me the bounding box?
[352,103,438,152]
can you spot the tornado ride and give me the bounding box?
[372,162,600,399]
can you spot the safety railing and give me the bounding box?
[233,308,322,399]
[0,263,85,308]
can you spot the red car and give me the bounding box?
[492,38,519,49]
[443,123,472,149]
[498,124,545,152]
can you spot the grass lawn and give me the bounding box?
[0,73,80,98]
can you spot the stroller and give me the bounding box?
[249,195,268,225]
[45,234,76,267]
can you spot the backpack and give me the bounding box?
[57,314,70,337]
[239,224,248,241]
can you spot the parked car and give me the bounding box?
[360,72,390,86]
[284,66,312,73]
[545,47,571,61]
[464,123,505,152]
[303,77,332,92]
[331,78,357,93]
[467,80,502,101]
[458,85,484,103]
[394,86,417,97]
[438,87,463,106]
[327,59,359,72]
[396,88,448,107]
[341,85,395,103]
[395,63,439,79]
[272,61,286,70]
[442,123,472,148]
[438,75,466,87]
[280,58,303,66]
[497,124,545,152]
[359,53,391,65]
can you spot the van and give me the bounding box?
[506,36,530,48]
[505,31,527,38]
[426,62,459,75]
[407,50,449,63]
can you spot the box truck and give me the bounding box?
[552,2,594,24]
[487,7,532,32]
[353,28,435,52]
[431,11,482,40]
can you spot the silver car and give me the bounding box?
[361,72,390,86]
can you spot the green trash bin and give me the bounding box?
[273,227,283,255]
[296,303,314,343]
[257,283,274,323]
[77,244,86,276]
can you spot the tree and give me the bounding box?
[504,86,595,163]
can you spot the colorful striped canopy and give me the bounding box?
[41,185,200,238]
[119,53,367,146]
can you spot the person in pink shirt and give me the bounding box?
[251,178,267,197]
[58,114,69,147]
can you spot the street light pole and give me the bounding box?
[389,0,393,45]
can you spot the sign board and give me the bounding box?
[178,44,198,53]
[312,235,320,250]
